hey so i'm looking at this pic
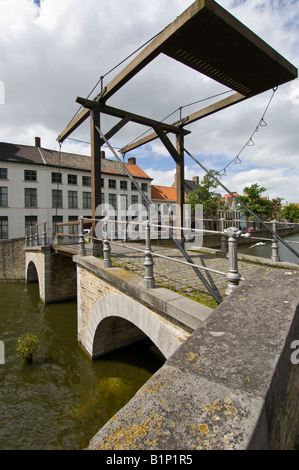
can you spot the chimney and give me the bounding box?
[193,176,199,184]
[35,137,41,148]
[128,157,136,165]
[101,151,105,159]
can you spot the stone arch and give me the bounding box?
[86,293,183,360]
[25,253,44,301]
[26,260,39,284]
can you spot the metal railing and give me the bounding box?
[25,215,299,301]
[75,217,252,297]
[25,221,48,247]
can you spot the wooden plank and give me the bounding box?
[57,0,297,143]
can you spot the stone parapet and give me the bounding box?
[88,268,299,450]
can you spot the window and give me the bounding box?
[0,168,7,180]
[83,191,91,209]
[131,195,138,205]
[52,189,63,208]
[0,187,8,207]
[109,194,117,210]
[51,172,62,184]
[24,170,37,181]
[141,183,148,192]
[108,179,116,189]
[24,188,37,207]
[68,216,78,235]
[101,178,105,188]
[120,180,127,190]
[101,193,105,204]
[68,174,77,185]
[82,176,91,186]
[0,216,8,239]
[131,182,137,191]
[25,216,37,233]
[68,190,78,208]
[52,215,63,234]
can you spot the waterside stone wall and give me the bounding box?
[88,268,299,450]
[0,238,26,280]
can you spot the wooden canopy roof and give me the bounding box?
[57,0,297,143]
[160,0,297,97]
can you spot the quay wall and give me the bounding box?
[0,238,25,280]
[88,268,299,450]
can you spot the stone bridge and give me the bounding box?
[23,243,299,449]
[24,245,212,360]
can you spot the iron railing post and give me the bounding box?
[35,224,39,246]
[224,227,242,295]
[78,217,86,256]
[143,221,155,288]
[29,226,33,247]
[42,222,47,247]
[271,220,280,262]
[103,220,112,268]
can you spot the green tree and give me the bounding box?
[281,203,299,222]
[186,171,227,216]
[270,197,283,220]
[238,183,272,224]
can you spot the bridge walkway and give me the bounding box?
[54,242,297,308]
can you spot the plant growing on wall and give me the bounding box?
[16,333,39,363]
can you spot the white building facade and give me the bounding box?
[0,139,152,241]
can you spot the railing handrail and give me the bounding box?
[87,235,228,278]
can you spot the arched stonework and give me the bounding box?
[86,292,185,360]
[25,253,44,300]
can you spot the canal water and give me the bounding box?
[238,232,299,264]
[0,281,163,450]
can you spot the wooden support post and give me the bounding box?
[176,130,185,244]
[90,109,103,256]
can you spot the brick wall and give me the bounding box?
[0,238,26,280]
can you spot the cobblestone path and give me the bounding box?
[110,244,277,308]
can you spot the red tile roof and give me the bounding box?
[151,185,177,201]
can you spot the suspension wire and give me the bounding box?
[95,124,223,304]
[66,29,165,128]
[66,137,123,151]
[124,90,233,149]
[220,87,278,175]
[184,147,299,262]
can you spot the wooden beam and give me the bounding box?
[100,116,130,146]
[175,131,185,239]
[57,107,90,143]
[120,92,246,153]
[152,125,181,164]
[56,1,210,143]
[174,92,247,127]
[76,97,190,136]
[90,110,102,224]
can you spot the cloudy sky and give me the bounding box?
[0,0,298,203]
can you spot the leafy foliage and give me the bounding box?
[281,203,299,222]
[185,171,227,216]
[16,333,39,363]
[237,183,272,220]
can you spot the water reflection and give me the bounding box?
[238,232,299,264]
[0,282,163,450]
